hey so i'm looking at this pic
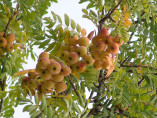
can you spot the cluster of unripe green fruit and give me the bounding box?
[60,32,95,73]
[0,32,15,55]
[90,28,124,70]
[21,51,70,99]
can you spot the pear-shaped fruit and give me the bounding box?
[55,82,67,92]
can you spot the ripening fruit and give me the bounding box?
[52,74,64,82]
[40,69,52,80]
[102,58,111,70]
[83,54,95,66]
[42,80,55,90]
[0,32,4,36]
[78,37,89,47]
[77,46,87,57]
[48,61,61,75]
[0,37,7,48]
[39,51,49,59]
[62,44,71,51]
[113,36,124,46]
[100,51,111,61]
[98,28,109,37]
[60,51,70,62]
[5,43,14,52]
[81,28,87,36]
[28,72,39,79]
[70,46,78,53]
[90,50,101,60]
[0,48,5,55]
[21,76,31,89]
[37,57,50,69]
[39,83,53,94]
[5,33,15,43]
[89,45,95,52]
[107,43,119,54]
[68,35,78,46]
[36,64,43,74]
[93,60,103,70]
[37,92,43,102]
[28,79,39,89]
[55,82,67,92]
[95,41,107,51]
[92,35,102,45]
[103,35,113,45]
[67,52,79,65]
[60,65,71,76]
[87,31,94,40]
[75,61,86,73]
[49,58,56,64]
[69,64,75,72]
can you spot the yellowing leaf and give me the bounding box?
[105,61,116,78]
[123,4,127,13]
[72,70,80,79]
[13,69,36,76]
[65,93,72,100]
[64,30,70,44]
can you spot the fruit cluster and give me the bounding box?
[60,30,95,73]
[21,51,70,97]
[0,32,15,55]
[90,28,124,71]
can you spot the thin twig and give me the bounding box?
[120,56,129,66]
[138,76,145,87]
[67,75,79,97]
[99,0,124,24]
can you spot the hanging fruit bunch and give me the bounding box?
[0,32,15,55]
[90,28,124,74]
[21,51,71,98]
[60,28,95,73]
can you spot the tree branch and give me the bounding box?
[99,0,124,24]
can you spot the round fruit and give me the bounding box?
[0,37,7,48]
[83,54,95,66]
[37,57,50,69]
[55,82,67,92]
[67,52,79,65]
[77,46,87,57]
[39,51,49,59]
[93,60,103,70]
[5,43,14,52]
[75,61,86,73]
[48,61,61,75]
[52,74,64,82]
[40,69,52,80]
[5,33,15,43]
[78,37,89,47]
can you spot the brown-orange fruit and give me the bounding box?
[60,65,71,76]
[5,43,14,52]
[95,41,107,52]
[81,28,86,36]
[52,74,64,82]
[67,52,79,64]
[102,58,112,70]
[39,51,49,59]
[75,61,86,73]
[107,43,119,54]
[48,61,61,75]
[5,33,15,43]
[0,48,5,55]
[60,51,70,62]
[28,79,39,89]
[100,51,111,61]
[90,50,101,60]
[0,37,7,48]
[103,35,113,45]
[70,46,78,53]
[42,80,55,90]
[55,82,67,92]
[21,76,31,89]
[113,36,124,46]
[68,35,78,46]
[83,54,95,66]
[0,32,4,36]
[98,28,109,37]
[92,35,102,45]
[93,60,103,70]
[39,83,53,94]
[28,72,39,79]
[62,44,71,51]
[77,46,87,57]
[49,58,56,64]
[78,37,89,47]
[37,57,50,69]
[40,69,52,80]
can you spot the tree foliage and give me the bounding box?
[0,0,157,118]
